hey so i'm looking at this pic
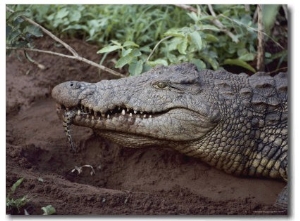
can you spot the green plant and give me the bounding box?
[6,178,29,214]
[6,5,123,77]
[12,5,191,45]
[41,205,56,215]
[7,4,288,76]
[6,6,43,53]
[97,5,287,75]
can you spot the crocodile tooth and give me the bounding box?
[129,113,132,117]
[98,117,101,120]
[134,110,137,114]
[143,114,147,118]
[92,116,94,120]
[107,114,110,119]
[77,110,81,115]
[122,109,126,115]
[140,111,143,114]
[149,115,152,118]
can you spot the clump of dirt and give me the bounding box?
[6,37,286,215]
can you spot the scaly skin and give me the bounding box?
[52,63,288,208]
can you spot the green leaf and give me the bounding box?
[199,54,219,70]
[139,45,151,53]
[223,59,256,72]
[115,54,133,68]
[131,48,142,57]
[188,31,202,51]
[166,53,178,63]
[164,28,185,37]
[11,178,24,194]
[177,36,188,54]
[111,40,121,46]
[14,196,28,207]
[121,48,132,57]
[69,10,81,22]
[7,195,28,211]
[7,10,28,22]
[239,53,255,61]
[265,52,272,58]
[123,41,139,48]
[129,60,143,76]
[56,8,69,19]
[88,28,96,38]
[187,12,199,23]
[63,24,86,31]
[200,24,220,31]
[204,33,219,42]
[198,15,215,21]
[265,50,287,65]
[237,48,248,57]
[46,13,55,22]
[191,58,206,70]
[41,205,56,215]
[262,5,280,36]
[97,45,122,54]
[147,59,168,67]
[24,25,43,37]
[167,37,181,51]
[7,30,22,45]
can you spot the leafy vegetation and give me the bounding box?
[6,178,29,214]
[6,7,42,53]
[6,4,288,75]
[6,177,57,215]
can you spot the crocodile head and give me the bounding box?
[51,63,221,148]
[52,62,288,209]
[52,63,288,181]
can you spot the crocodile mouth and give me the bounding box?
[56,101,216,152]
[56,102,177,151]
[56,103,166,120]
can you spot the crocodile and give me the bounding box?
[51,63,288,210]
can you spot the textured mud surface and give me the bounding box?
[6,37,286,215]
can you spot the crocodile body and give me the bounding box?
[52,63,288,208]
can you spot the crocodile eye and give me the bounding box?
[153,81,168,89]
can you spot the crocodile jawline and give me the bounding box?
[57,103,168,120]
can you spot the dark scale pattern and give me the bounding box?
[183,70,288,180]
